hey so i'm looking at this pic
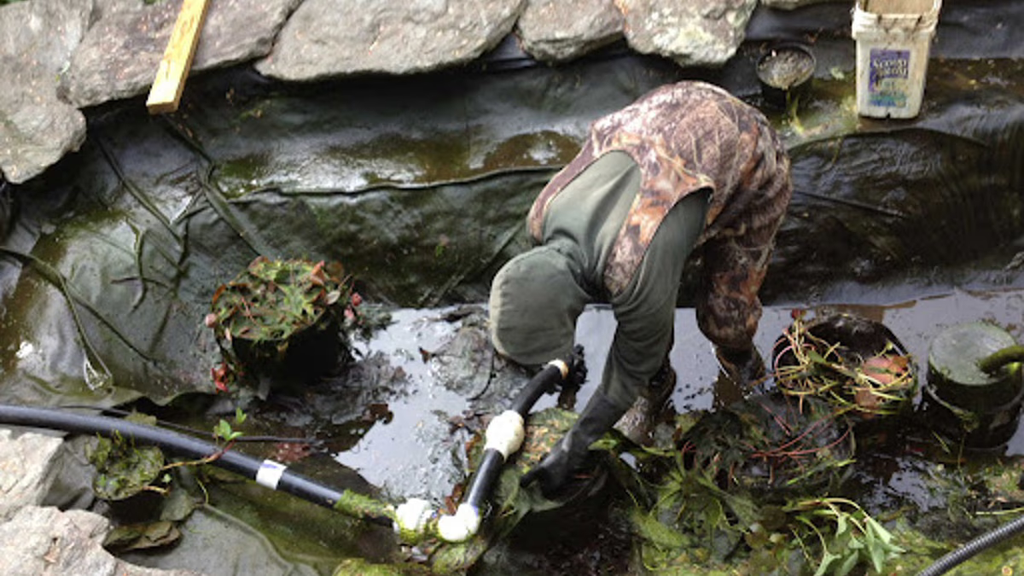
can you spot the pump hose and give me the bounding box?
[430,345,586,542]
[462,359,568,510]
[918,513,1024,576]
[0,404,395,527]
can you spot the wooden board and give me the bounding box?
[146,0,210,115]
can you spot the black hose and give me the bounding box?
[463,451,505,510]
[0,404,394,527]
[918,514,1024,576]
[461,351,581,513]
[509,363,565,415]
[58,404,319,445]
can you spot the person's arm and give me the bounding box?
[601,267,678,413]
[696,116,792,359]
[695,174,789,391]
[517,255,677,499]
[601,190,709,410]
[694,230,772,353]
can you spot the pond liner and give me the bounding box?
[0,348,586,544]
[0,403,395,527]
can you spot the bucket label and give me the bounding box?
[868,48,910,108]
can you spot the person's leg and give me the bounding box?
[614,354,676,446]
[713,345,766,408]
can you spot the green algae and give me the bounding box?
[213,129,579,198]
[332,559,433,576]
[88,412,167,502]
[332,489,396,527]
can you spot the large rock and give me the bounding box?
[0,431,202,575]
[761,0,844,9]
[63,0,300,109]
[515,0,624,63]
[0,430,63,520]
[618,0,758,67]
[0,506,205,576]
[256,0,527,80]
[0,430,95,519]
[0,0,90,184]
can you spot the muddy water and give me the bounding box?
[335,309,476,501]
[333,285,1024,505]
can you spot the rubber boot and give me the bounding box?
[520,391,628,499]
[714,346,766,408]
[615,361,676,446]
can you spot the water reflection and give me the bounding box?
[328,286,1024,504]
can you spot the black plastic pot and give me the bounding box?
[757,42,816,108]
[231,316,344,386]
[771,311,918,430]
[922,322,1024,449]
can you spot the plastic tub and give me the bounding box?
[852,0,942,119]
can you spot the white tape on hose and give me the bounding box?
[545,358,569,380]
[483,410,525,459]
[256,459,287,490]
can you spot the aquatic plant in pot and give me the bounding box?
[772,311,917,426]
[205,257,354,394]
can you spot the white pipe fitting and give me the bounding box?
[437,503,482,543]
[546,358,570,379]
[483,409,525,459]
[394,498,435,538]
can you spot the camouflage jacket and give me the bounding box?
[528,81,792,350]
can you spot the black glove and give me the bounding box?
[520,391,627,499]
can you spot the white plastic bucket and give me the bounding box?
[852,0,942,119]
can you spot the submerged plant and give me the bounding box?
[629,383,895,575]
[786,498,905,576]
[88,424,167,501]
[87,409,259,553]
[677,394,855,497]
[632,448,905,575]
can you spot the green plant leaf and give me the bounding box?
[813,548,841,576]
[869,540,887,573]
[215,419,241,442]
[835,550,860,576]
[834,513,848,540]
[865,516,892,544]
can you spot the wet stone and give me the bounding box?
[515,0,625,63]
[0,0,90,184]
[62,0,300,109]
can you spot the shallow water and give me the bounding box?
[321,285,1024,509]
